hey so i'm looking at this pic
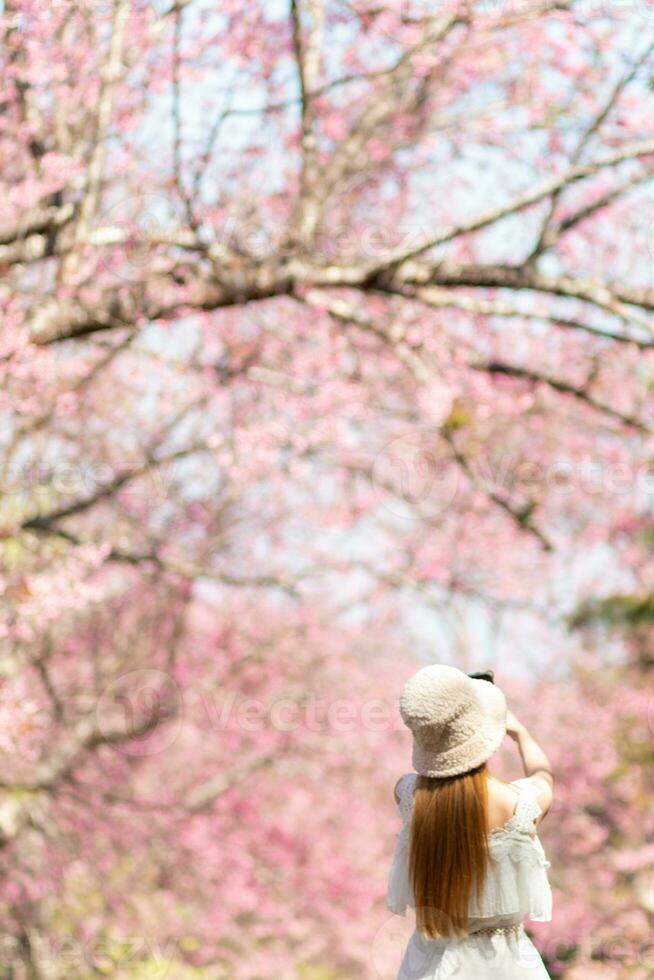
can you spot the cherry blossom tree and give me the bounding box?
[2,0,654,976]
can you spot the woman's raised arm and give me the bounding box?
[505,710,554,823]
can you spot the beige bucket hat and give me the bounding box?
[399,664,507,778]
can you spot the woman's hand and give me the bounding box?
[505,709,527,742]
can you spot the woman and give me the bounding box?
[387,664,554,979]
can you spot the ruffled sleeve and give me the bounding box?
[509,777,545,833]
[471,779,553,923]
[386,773,416,915]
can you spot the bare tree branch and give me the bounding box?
[527,39,654,260]
[289,0,326,247]
[384,260,654,335]
[394,284,654,348]
[472,358,649,432]
[301,290,554,550]
[20,444,207,536]
[373,137,654,271]
[59,0,131,284]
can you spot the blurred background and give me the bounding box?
[1,0,654,976]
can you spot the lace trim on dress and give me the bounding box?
[491,778,542,836]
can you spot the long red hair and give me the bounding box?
[408,763,489,939]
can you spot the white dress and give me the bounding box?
[387,774,553,979]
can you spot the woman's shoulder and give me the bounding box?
[392,772,548,831]
[487,777,523,831]
[393,773,529,805]
[489,777,548,836]
[393,772,417,807]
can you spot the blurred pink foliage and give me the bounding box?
[1,0,654,977]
